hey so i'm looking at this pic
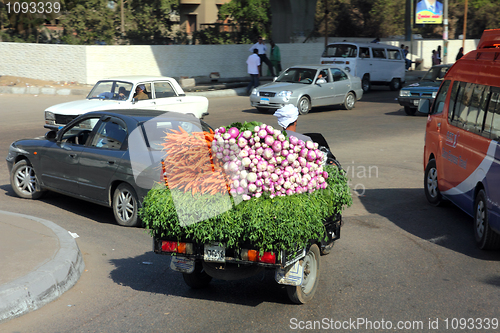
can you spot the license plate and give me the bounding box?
[413,100,420,106]
[204,244,225,262]
[260,98,270,105]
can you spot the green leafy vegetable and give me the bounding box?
[140,164,351,253]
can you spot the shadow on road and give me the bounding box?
[0,184,116,225]
[108,252,292,306]
[357,188,500,261]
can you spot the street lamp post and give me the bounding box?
[443,0,448,63]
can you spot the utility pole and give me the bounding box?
[443,0,448,63]
[462,0,468,49]
[121,0,125,37]
[324,0,328,49]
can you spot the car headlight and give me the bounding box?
[277,91,292,102]
[432,91,437,98]
[251,88,258,96]
[399,90,410,97]
[344,66,351,73]
[45,111,55,120]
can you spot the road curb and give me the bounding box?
[0,211,85,323]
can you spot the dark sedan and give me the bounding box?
[398,64,452,116]
[6,110,213,227]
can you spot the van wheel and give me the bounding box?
[286,244,320,304]
[474,189,500,250]
[343,92,356,110]
[404,106,417,116]
[297,96,310,115]
[389,78,401,91]
[424,159,442,206]
[362,75,371,93]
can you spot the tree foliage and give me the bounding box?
[1,0,500,44]
[194,0,271,45]
[0,0,60,42]
[0,0,178,44]
[314,0,500,40]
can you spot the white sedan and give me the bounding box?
[44,76,209,129]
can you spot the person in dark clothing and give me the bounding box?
[456,47,464,61]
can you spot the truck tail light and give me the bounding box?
[161,241,193,254]
[240,249,276,264]
[259,252,276,264]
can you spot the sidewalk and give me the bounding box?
[0,211,84,324]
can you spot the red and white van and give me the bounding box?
[420,29,500,250]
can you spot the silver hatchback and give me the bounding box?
[249,65,363,114]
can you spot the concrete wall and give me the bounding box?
[0,39,479,85]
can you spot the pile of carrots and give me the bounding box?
[160,127,229,195]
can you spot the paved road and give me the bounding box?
[1,90,500,332]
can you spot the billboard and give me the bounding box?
[415,0,443,24]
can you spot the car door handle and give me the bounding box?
[107,160,115,165]
[69,154,77,159]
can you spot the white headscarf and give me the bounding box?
[274,104,299,129]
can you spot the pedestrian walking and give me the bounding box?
[246,48,261,95]
[268,40,282,76]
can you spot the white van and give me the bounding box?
[320,42,405,92]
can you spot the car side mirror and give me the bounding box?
[418,99,430,114]
[45,130,57,140]
[316,78,327,85]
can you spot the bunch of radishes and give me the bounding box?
[211,123,328,200]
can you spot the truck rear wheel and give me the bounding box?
[286,244,320,304]
[182,262,212,289]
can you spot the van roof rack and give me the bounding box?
[477,29,500,50]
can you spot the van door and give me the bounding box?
[356,47,373,80]
[386,48,405,85]
[370,47,387,82]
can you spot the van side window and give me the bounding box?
[464,85,485,133]
[360,47,370,58]
[484,89,500,140]
[387,49,401,60]
[448,81,460,122]
[431,80,451,115]
[453,82,474,127]
[476,86,490,134]
[372,48,386,58]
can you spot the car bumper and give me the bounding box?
[249,95,299,109]
[398,96,434,108]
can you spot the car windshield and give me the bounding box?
[276,68,318,84]
[87,81,134,100]
[421,66,450,82]
[322,44,357,58]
